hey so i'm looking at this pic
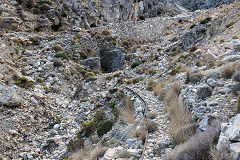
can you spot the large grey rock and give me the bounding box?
[197,114,219,132]
[0,85,22,107]
[100,50,125,72]
[232,71,240,82]
[196,85,213,100]
[217,114,240,159]
[82,57,101,70]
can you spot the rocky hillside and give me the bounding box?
[0,0,240,160]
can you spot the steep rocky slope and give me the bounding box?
[0,0,240,160]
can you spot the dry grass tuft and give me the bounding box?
[72,146,108,160]
[119,95,135,123]
[210,147,233,160]
[133,126,147,142]
[185,69,203,84]
[147,111,158,119]
[153,80,167,100]
[164,124,221,160]
[163,83,194,144]
[220,63,235,79]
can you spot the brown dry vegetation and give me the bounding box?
[72,146,108,160]
[163,82,194,144]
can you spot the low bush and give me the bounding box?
[55,52,69,60]
[131,61,141,68]
[200,17,212,24]
[118,150,131,158]
[97,119,114,137]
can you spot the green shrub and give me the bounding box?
[139,15,145,20]
[133,78,140,84]
[108,101,117,108]
[67,137,84,151]
[76,66,87,75]
[80,51,88,59]
[80,98,88,102]
[97,120,114,137]
[200,17,211,24]
[126,79,133,85]
[112,108,120,120]
[52,44,63,52]
[131,61,141,69]
[233,36,238,39]
[78,121,96,137]
[14,77,34,89]
[226,22,235,28]
[55,52,69,60]
[220,39,225,43]
[189,46,197,52]
[190,24,197,29]
[94,109,105,124]
[170,68,181,75]
[84,72,95,79]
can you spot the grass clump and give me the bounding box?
[200,17,211,24]
[118,150,131,158]
[52,44,63,52]
[84,72,95,79]
[237,92,240,113]
[119,92,135,123]
[55,52,69,60]
[14,77,35,89]
[164,83,194,144]
[131,61,141,69]
[102,30,111,36]
[67,137,84,152]
[220,64,234,79]
[97,119,114,137]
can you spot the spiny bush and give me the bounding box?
[97,119,114,137]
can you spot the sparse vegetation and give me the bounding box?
[226,22,235,28]
[67,137,84,152]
